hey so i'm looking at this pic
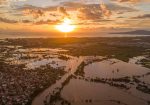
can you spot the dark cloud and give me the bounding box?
[23,9,45,19]
[0,17,32,24]
[77,3,111,20]
[17,4,57,11]
[131,14,150,19]
[60,1,137,12]
[57,6,69,17]
[21,19,32,23]
[0,17,18,23]
[34,19,60,25]
[106,3,137,12]
[18,5,60,19]
[77,7,102,20]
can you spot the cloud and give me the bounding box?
[0,0,26,5]
[0,17,18,23]
[61,1,85,8]
[18,4,57,12]
[131,14,150,19]
[18,4,43,10]
[106,3,137,12]
[0,0,7,5]
[18,2,136,21]
[21,19,32,23]
[77,7,102,20]
[57,6,69,17]
[34,19,60,25]
[20,5,68,19]
[60,1,136,13]
[112,0,150,3]
[116,0,139,2]
[23,9,45,19]
[100,3,112,17]
[77,3,111,20]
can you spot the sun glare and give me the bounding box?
[56,18,76,33]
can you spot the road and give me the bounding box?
[32,56,83,105]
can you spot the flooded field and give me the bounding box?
[49,58,150,105]
[0,37,150,105]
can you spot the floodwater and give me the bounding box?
[5,48,68,68]
[61,79,147,105]
[84,59,149,78]
[26,58,67,69]
[32,56,84,105]
[1,46,150,105]
[60,58,150,105]
[32,56,150,105]
[1,40,150,105]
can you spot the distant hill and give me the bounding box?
[110,30,150,35]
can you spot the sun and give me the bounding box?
[55,18,76,33]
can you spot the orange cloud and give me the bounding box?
[57,7,69,17]
[100,3,112,17]
[77,3,112,20]
[0,17,18,23]
[77,7,100,20]
[23,9,45,19]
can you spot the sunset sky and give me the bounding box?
[0,0,150,37]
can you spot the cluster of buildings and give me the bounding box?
[0,63,64,105]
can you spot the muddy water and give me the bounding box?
[60,58,150,105]
[32,57,150,105]
[84,59,150,78]
[61,79,148,105]
[26,58,67,69]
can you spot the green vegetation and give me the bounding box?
[5,37,150,62]
[49,75,73,105]
[74,62,85,77]
[140,58,150,68]
[58,55,70,61]
[90,77,130,90]
[136,84,150,94]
